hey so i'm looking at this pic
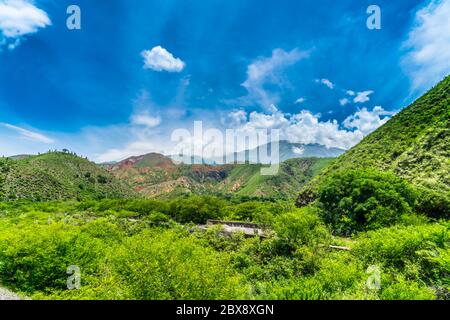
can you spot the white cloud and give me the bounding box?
[353,90,374,103]
[223,109,247,127]
[403,0,450,89]
[229,108,358,150]
[1,122,54,144]
[343,106,395,135]
[292,146,305,155]
[240,48,309,108]
[339,98,349,106]
[225,105,396,151]
[315,78,335,89]
[0,0,51,49]
[295,97,306,104]
[66,103,396,163]
[141,45,185,72]
[130,111,161,128]
[95,141,159,163]
[346,90,355,96]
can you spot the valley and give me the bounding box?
[104,152,334,200]
[0,76,448,301]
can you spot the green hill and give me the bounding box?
[297,75,450,207]
[220,158,334,199]
[0,152,137,201]
[106,153,333,200]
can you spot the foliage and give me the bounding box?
[106,154,332,200]
[0,197,447,301]
[298,75,450,211]
[0,152,137,201]
[317,169,417,235]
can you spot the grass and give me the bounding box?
[298,75,450,206]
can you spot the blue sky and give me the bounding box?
[0,0,449,161]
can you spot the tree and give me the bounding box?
[317,169,416,235]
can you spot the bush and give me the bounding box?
[110,229,246,299]
[380,278,435,300]
[317,169,417,235]
[274,207,330,251]
[0,216,123,294]
[415,188,450,219]
[168,195,227,223]
[352,222,449,289]
[224,201,288,224]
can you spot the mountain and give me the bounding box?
[106,152,334,200]
[170,141,345,165]
[297,75,450,207]
[0,152,137,201]
[221,157,334,199]
[233,141,345,164]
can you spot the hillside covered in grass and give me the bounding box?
[0,152,137,201]
[297,75,450,212]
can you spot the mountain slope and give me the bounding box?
[107,153,333,200]
[297,75,450,206]
[234,141,345,163]
[224,157,334,199]
[171,141,344,164]
[0,152,137,201]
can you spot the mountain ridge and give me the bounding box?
[170,141,345,164]
[297,75,450,207]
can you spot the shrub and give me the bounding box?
[168,195,227,223]
[380,278,435,300]
[274,207,330,251]
[317,169,417,235]
[110,229,246,299]
[352,222,449,286]
[415,188,450,219]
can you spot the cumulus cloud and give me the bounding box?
[130,111,161,128]
[346,90,355,96]
[339,98,349,106]
[343,106,396,135]
[229,109,354,150]
[1,122,54,144]
[292,146,305,155]
[225,105,396,150]
[223,109,247,128]
[315,78,335,89]
[353,90,374,103]
[141,45,185,72]
[0,0,51,49]
[95,103,396,163]
[403,0,450,89]
[239,48,309,109]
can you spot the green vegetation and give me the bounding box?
[0,152,137,201]
[0,195,448,300]
[317,169,417,235]
[107,154,332,200]
[298,75,450,217]
[0,77,448,300]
